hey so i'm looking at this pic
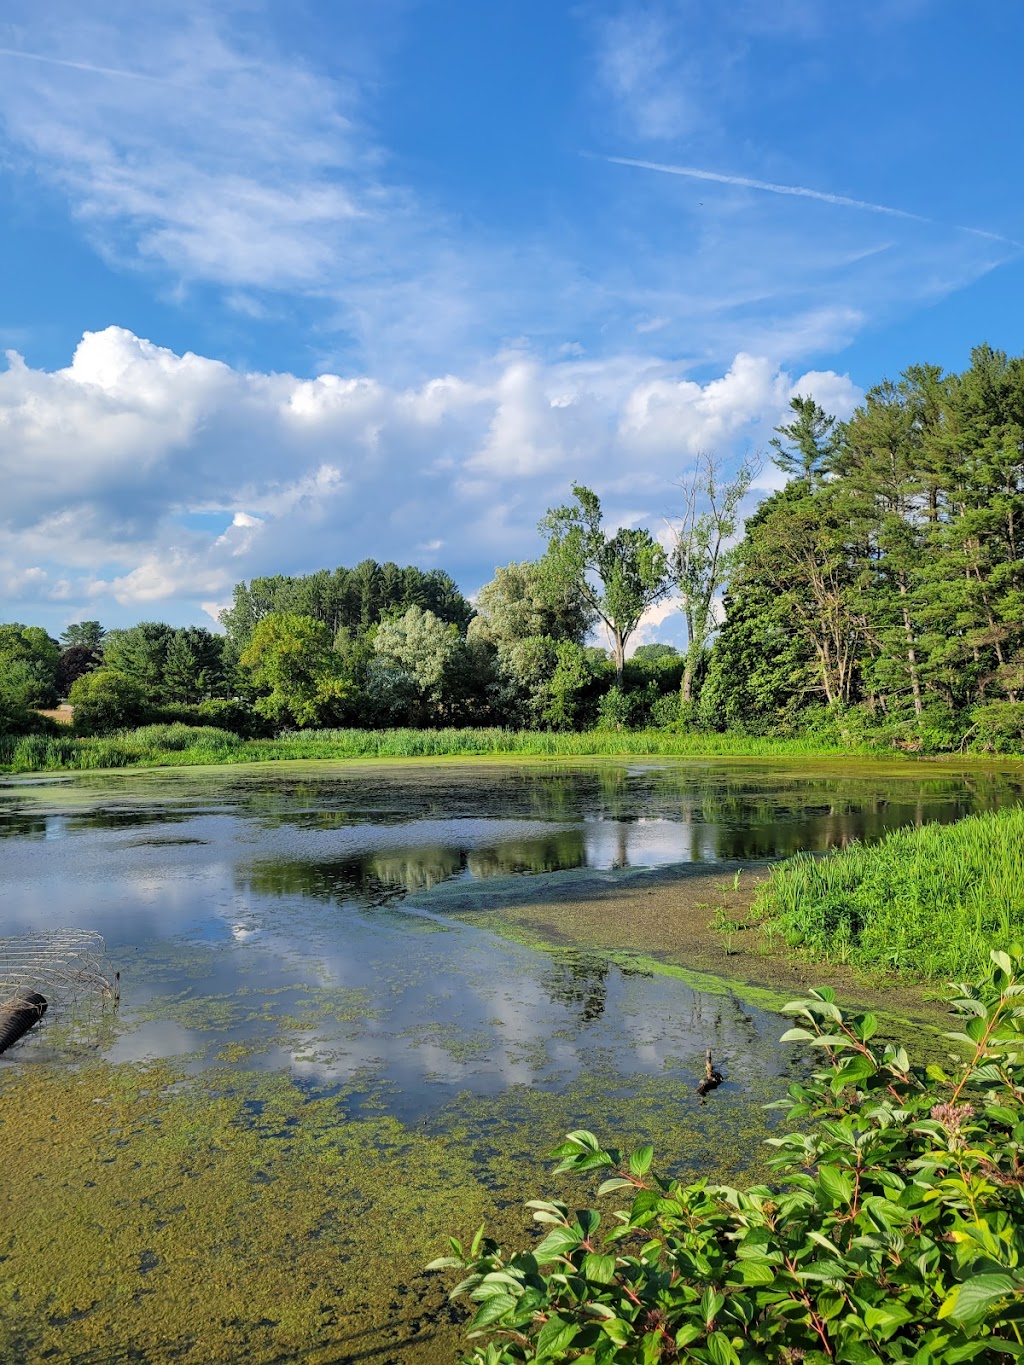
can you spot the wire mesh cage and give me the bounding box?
[0,929,119,1055]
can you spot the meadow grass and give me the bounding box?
[0,724,869,774]
[753,805,1024,979]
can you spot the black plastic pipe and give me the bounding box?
[0,991,47,1054]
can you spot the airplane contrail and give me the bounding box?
[0,46,172,84]
[599,154,1022,249]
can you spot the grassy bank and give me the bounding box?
[0,723,872,773]
[754,805,1024,979]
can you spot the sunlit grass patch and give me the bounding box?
[753,806,1024,978]
[0,725,866,773]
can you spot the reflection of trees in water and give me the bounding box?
[367,847,464,890]
[230,766,1024,892]
[236,850,464,903]
[236,857,374,903]
[467,831,585,879]
[182,765,1024,857]
[236,832,587,905]
[0,813,48,839]
[542,953,611,1024]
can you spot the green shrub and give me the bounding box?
[753,807,1024,979]
[648,691,681,730]
[127,724,240,752]
[436,949,1024,1363]
[69,669,149,735]
[971,701,1024,753]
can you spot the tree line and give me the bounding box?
[2,343,1022,751]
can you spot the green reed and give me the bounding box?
[753,806,1024,979]
[0,725,867,774]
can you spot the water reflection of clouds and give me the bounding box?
[2,762,1022,1121]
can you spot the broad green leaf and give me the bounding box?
[938,1273,1020,1325]
[533,1226,583,1261]
[629,1144,654,1176]
[817,1164,854,1205]
[601,1316,632,1347]
[582,1253,616,1284]
[862,1301,915,1337]
[596,1177,635,1195]
[468,1293,518,1331]
[536,1315,580,1358]
[706,1329,741,1365]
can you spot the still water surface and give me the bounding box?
[1,759,1020,1101]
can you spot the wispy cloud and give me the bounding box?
[0,45,174,84]
[599,155,1023,250]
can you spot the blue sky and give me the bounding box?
[1,0,1022,644]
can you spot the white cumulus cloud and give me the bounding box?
[0,327,858,628]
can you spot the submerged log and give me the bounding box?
[0,991,47,1055]
[696,1047,723,1097]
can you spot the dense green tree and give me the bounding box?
[238,613,350,728]
[220,562,473,651]
[543,641,597,730]
[0,623,60,708]
[69,669,148,734]
[540,484,669,685]
[369,606,490,724]
[470,561,593,652]
[163,627,227,705]
[59,621,105,650]
[630,643,678,662]
[468,560,594,726]
[770,394,840,480]
[102,623,175,698]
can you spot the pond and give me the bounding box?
[0,758,1021,1363]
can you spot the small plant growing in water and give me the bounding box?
[432,946,1024,1362]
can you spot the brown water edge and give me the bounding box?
[411,860,952,1031]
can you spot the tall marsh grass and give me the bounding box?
[753,806,1024,979]
[0,725,864,774]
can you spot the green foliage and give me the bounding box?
[631,644,679,662]
[543,643,600,730]
[770,393,840,479]
[102,622,227,704]
[754,807,1024,978]
[370,605,470,724]
[59,621,106,650]
[595,683,665,731]
[540,485,669,682]
[470,561,594,653]
[972,702,1024,753]
[0,622,60,709]
[220,560,473,651]
[239,612,351,728]
[435,949,1024,1363]
[127,724,241,752]
[69,668,149,735]
[162,626,228,704]
[0,727,861,772]
[712,347,1024,743]
[102,622,175,696]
